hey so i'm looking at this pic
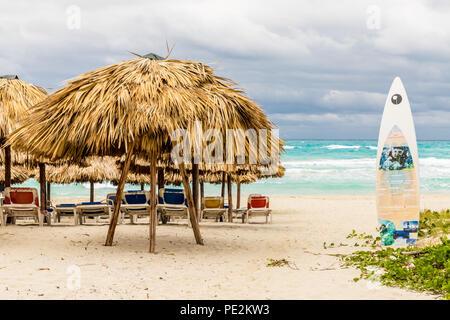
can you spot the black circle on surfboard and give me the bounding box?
[391,94,402,105]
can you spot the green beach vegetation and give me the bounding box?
[341,209,449,299]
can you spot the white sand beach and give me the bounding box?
[0,194,446,300]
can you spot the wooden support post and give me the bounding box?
[157,168,164,191]
[47,182,51,202]
[5,145,11,188]
[105,140,135,246]
[192,163,199,218]
[227,173,233,222]
[39,162,50,225]
[221,172,225,198]
[140,183,144,191]
[237,182,241,209]
[179,163,204,245]
[39,163,46,212]
[200,180,204,204]
[149,154,157,253]
[90,181,94,202]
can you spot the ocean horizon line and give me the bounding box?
[283,138,450,142]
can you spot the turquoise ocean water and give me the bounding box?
[14,140,450,199]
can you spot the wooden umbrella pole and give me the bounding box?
[105,140,135,246]
[157,168,164,192]
[192,162,199,218]
[237,182,241,209]
[39,162,50,225]
[179,163,204,245]
[221,172,225,198]
[140,183,144,191]
[227,173,233,222]
[90,181,94,202]
[47,182,51,202]
[149,153,157,253]
[200,180,204,204]
[4,145,11,188]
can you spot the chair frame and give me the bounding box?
[76,202,110,224]
[244,195,272,224]
[120,191,152,224]
[54,204,79,225]
[1,187,45,227]
[158,188,189,225]
[201,196,226,222]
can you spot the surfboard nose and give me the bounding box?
[391,76,404,88]
[388,77,407,105]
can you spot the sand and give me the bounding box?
[0,194,447,300]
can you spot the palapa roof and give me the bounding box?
[135,163,285,185]
[0,148,35,166]
[0,75,47,139]
[0,165,31,184]
[199,165,285,184]
[8,54,274,163]
[41,156,119,184]
[38,156,152,186]
[110,172,151,186]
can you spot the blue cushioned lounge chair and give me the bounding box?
[157,188,189,225]
[76,201,110,224]
[121,191,151,224]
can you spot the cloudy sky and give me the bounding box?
[1,0,450,139]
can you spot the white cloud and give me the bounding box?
[320,90,386,111]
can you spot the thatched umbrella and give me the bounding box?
[110,172,151,187]
[39,156,119,202]
[43,156,153,200]
[0,165,30,185]
[9,53,274,253]
[128,161,285,209]
[0,75,46,188]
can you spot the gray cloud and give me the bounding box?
[1,0,450,139]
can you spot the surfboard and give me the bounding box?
[376,77,420,248]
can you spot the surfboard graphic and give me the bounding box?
[376,77,419,248]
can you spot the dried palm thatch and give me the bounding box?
[110,172,151,186]
[44,156,150,186]
[0,75,47,189]
[41,157,119,184]
[0,76,47,139]
[0,165,30,184]
[121,133,285,176]
[8,56,273,162]
[126,155,285,182]
[0,148,35,167]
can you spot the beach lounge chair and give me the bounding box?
[1,187,46,226]
[231,194,261,221]
[243,195,272,224]
[120,191,151,224]
[158,188,189,224]
[54,203,78,225]
[76,201,110,224]
[106,192,121,221]
[201,196,226,222]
